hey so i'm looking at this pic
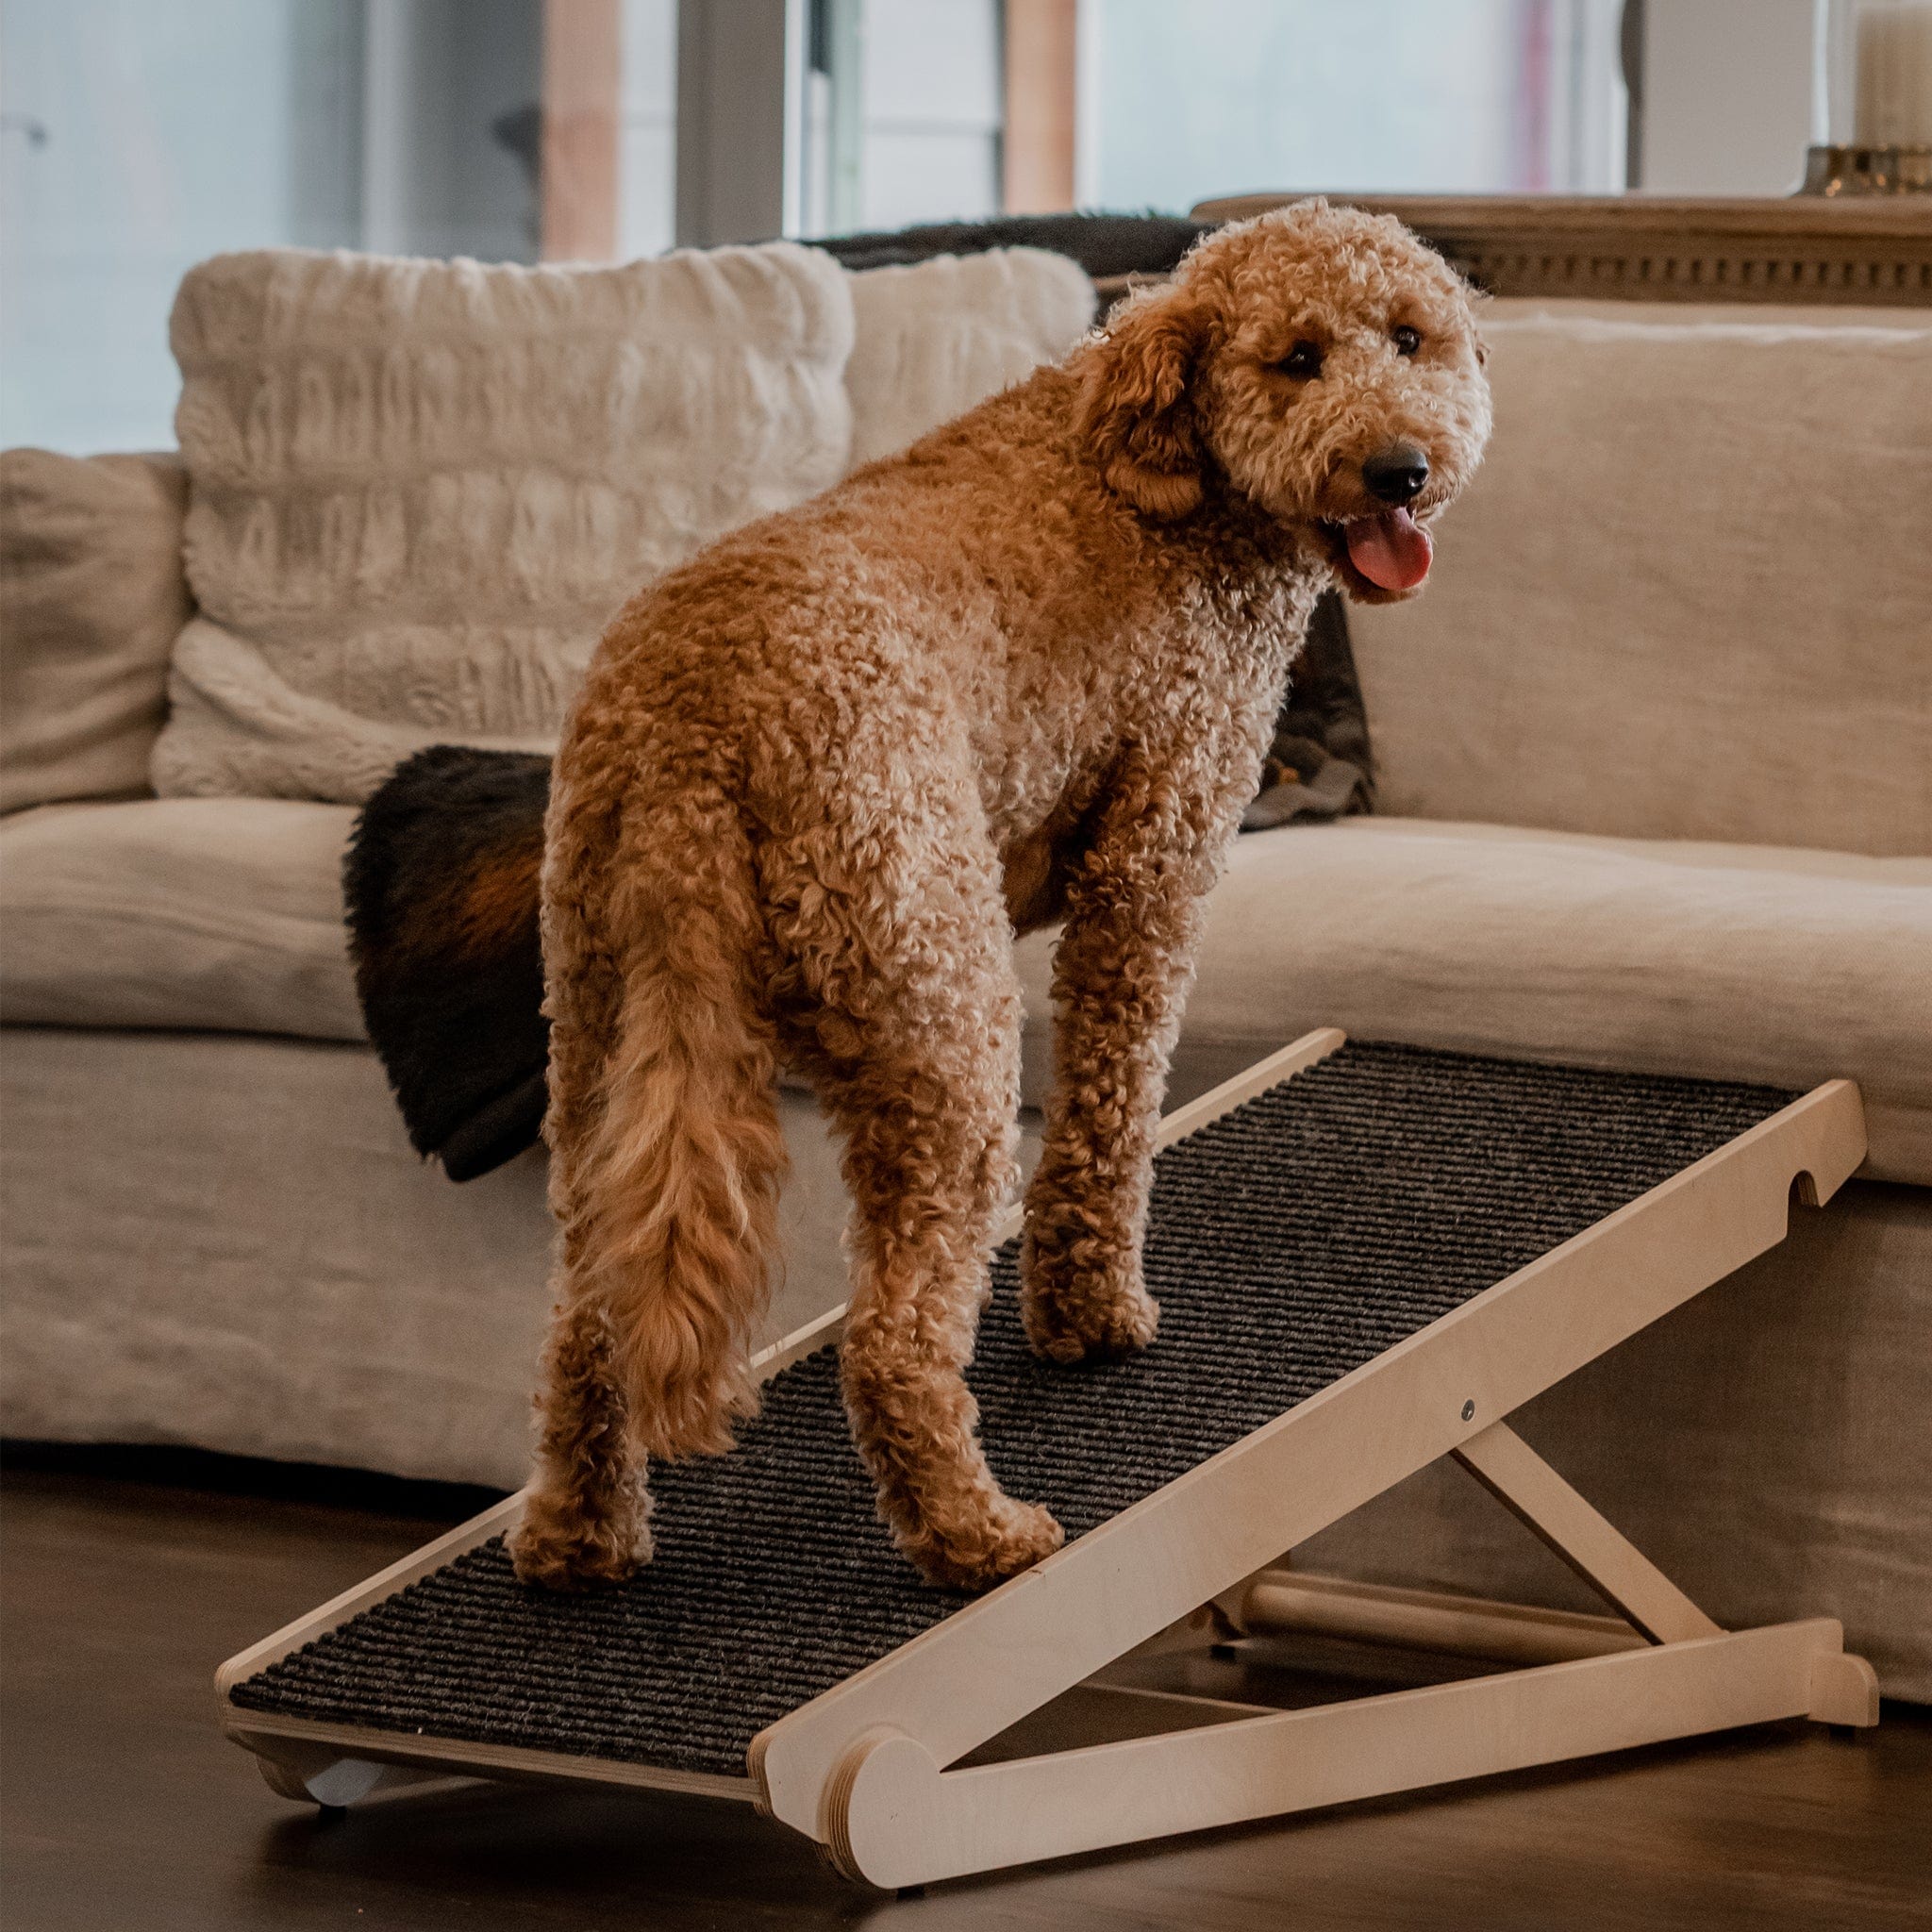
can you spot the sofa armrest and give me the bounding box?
[0,447,191,814]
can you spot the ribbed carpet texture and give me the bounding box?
[230,1042,1793,1776]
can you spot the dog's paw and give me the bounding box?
[1023,1277,1161,1365]
[903,1494,1064,1592]
[508,1490,653,1592]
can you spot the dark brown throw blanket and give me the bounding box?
[345,594,1374,1180]
[343,746,552,1182]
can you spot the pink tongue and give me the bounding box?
[1345,508,1433,591]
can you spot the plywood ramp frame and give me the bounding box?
[216,1031,1876,1885]
[213,1032,1341,1801]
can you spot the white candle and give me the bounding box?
[1855,1,1932,144]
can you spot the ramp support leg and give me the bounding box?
[822,1424,1880,1888]
[1451,1422,1721,1644]
[823,1617,1859,1889]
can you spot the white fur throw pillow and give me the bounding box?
[151,243,855,804]
[844,247,1095,467]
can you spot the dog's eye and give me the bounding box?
[1276,340,1324,379]
[1392,325,1423,357]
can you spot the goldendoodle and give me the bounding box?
[509,199,1492,1594]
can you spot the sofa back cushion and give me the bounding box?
[146,242,1095,807]
[845,247,1094,468]
[0,450,189,814]
[150,242,856,805]
[1348,310,1932,857]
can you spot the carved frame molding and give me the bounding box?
[1185,192,1932,308]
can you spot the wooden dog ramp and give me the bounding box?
[218,1031,1876,1888]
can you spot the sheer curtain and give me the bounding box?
[1,0,1644,455]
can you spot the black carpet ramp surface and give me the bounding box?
[230,1043,1794,1777]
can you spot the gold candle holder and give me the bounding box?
[1801,142,1932,192]
[1809,3,1932,191]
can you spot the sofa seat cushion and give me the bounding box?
[1017,818,1932,1186]
[0,797,361,1040]
[8,803,1928,1185]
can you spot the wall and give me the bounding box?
[1638,0,1820,192]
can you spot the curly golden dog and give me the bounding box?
[509,200,1492,1594]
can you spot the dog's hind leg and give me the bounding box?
[513,1295,652,1591]
[510,748,658,1590]
[514,757,791,1589]
[785,801,1063,1591]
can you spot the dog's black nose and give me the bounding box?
[1362,445,1428,507]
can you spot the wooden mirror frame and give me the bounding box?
[1183,193,1932,308]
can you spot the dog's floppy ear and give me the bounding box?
[1077,284,1209,520]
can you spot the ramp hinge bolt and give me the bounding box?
[1460,1400,1475,1422]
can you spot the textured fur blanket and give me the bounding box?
[1241,591,1375,829]
[152,241,1092,806]
[347,593,1372,1179]
[344,745,552,1180]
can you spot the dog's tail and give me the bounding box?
[557,785,789,1461]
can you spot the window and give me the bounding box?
[0,0,673,453]
[1076,0,1629,210]
[4,0,408,452]
[802,0,1004,233]
[5,2,1724,458]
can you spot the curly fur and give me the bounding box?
[509,201,1491,1593]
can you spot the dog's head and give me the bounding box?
[1075,199,1491,602]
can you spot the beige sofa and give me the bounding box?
[3,287,1928,1695]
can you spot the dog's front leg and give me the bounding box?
[1021,753,1227,1364]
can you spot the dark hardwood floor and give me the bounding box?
[4,1451,1929,1932]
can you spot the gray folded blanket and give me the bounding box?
[1242,590,1375,830]
[812,210,1211,280]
